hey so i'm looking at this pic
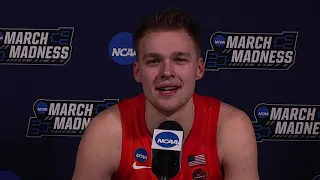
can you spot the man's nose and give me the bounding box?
[160,59,175,79]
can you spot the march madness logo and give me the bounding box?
[204,31,298,71]
[253,103,320,142]
[0,27,74,65]
[26,98,119,138]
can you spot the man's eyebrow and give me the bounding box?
[142,51,192,60]
[143,53,162,59]
[171,51,192,57]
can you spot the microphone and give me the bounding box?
[151,121,184,180]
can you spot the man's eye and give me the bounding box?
[147,59,160,64]
[175,58,188,64]
[176,58,186,61]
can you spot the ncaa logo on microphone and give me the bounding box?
[155,132,179,148]
[151,129,183,151]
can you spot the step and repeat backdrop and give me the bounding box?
[0,0,319,180]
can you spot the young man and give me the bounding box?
[72,8,259,180]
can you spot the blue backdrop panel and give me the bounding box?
[0,0,319,180]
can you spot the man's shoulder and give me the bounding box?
[218,102,251,127]
[73,104,123,179]
[83,104,122,140]
[194,93,249,121]
[219,102,248,118]
[216,102,259,179]
[217,101,256,151]
[88,93,144,130]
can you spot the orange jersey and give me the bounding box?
[112,93,223,180]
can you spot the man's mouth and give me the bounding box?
[156,86,180,91]
[155,85,181,96]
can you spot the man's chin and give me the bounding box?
[154,100,181,114]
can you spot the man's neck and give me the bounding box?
[144,97,195,141]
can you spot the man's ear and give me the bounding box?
[196,57,205,80]
[133,60,141,83]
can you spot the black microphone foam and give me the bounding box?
[158,120,183,131]
[152,120,184,179]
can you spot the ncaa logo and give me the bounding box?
[108,32,136,65]
[155,131,179,148]
[36,102,48,115]
[134,148,148,162]
[213,35,225,47]
[257,106,269,119]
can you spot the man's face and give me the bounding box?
[133,30,204,113]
